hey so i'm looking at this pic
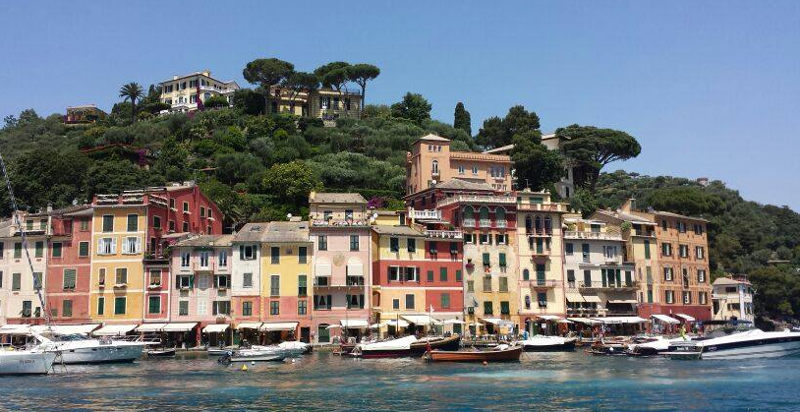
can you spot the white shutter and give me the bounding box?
[135,237,142,254]
[121,238,129,254]
[97,238,104,254]
[110,238,117,254]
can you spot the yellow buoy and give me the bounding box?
[241,364,248,371]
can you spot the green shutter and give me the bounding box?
[440,267,447,281]
[499,253,507,266]
[482,253,490,266]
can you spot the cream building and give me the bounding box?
[0,214,50,324]
[159,70,239,112]
[712,277,754,323]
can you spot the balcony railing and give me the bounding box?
[424,230,463,239]
[463,219,476,227]
[632,229,656,237]
[517,203,566,212]
[409,209,442,220]
[311,219,368,227]
[564,231,622,241]
[496,220,507,229]
[526,229,553,237]
[438,195,517,207]
[479,219,491,228]
[578,281,638,289]
[523,279,560,288]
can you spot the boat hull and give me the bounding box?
[426,346,522,362]
[410,336,462,355]
[664,333,800,360]
[56,344,144,364]
[353,348,413,359]
[522,340,576,352]
[229,353,286,362]
[0,351,57,374]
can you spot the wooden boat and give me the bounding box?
[425,344,522,363]
[588,340,629,356]
[146,347,176,358]
[410,335,461,355]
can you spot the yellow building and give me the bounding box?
[159,70,239,112]
[269,86,362,120]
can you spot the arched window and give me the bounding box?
[479,207,489,220]
[463,206,474,218]
[432,160,439,174]
[534,216,542,232]
[544,216,552,233]
[524,295,531,310]
[525,216,532,232]
[495,207,506,223]
[523,268,530,281]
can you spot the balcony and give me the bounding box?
[424,230,463,239]
[409,209,442,220]
[517,202,566,212]
[463,218,476,227]
[192,262,215,272]
[632,229,656,238]
[479,219,491,228]
[604,256,623,265]
[526,229,553,237]
[496,220,507,229]
[438,194,517,208]
[578,281,638,290]
[311,219,369,227]
[523,279,560,288]
[564,231,621,241]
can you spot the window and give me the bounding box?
[439,267,448,282]
[697,269,706,283]
[22,301,32,317]
[467,280,474,292]
[62,300,73,317]
[695,246,705,260]
[200,207,205,218]
[240,245,256,260]
[183,202,189,213]
[298,300,307,315]
[98,268,106,286]
[218,250,227,267]
[693,224,704,235]
[472,165,479,175]
[644,240,651,259]
[242,301,253,316]
[97,297,105,316]
[495,234,506,245]
[679,244,689,258]
[153,216,161,229]
[169,220,176,232]
[213,301,231,315]
[298,275,307,296]
[299,247,307,264]
[199,251,209,267]
[350,235,359,251]
[183,222,189,232]
[663,267,673,281]
[77,241,89,257]
[662,243,672,256]
[456,269,462,282]
[441,293,451,308]
[114,297,126,315]
[581,243,590,262]
[464,233,473,244]
[479,234,490,245]
[536,264,546,285]
[271,247,280,264]
[388,266,400,282]
[483,301,493,315]
[661,220,668,230]
[483,276,492,292]
[389,237,399,252]
[565,243,573,256]
[522,268,530,281]
[98,238,115,255]
[567,270,576,288]
[149,269,161,286]
[404,267,418,282]
[458,165,465,175]
[678,221,687,233]
[181,252,190,267]
[392,299,400,310]
[499,276,508,292]
[122,236,140,254]
[318,235,328,251]
[127,214,138,232]
[482,253,490,267]
[0,271,2,288]
[32,272,41,290]
[427,270,434,282]
[405,294,415,309]
[52,242,62,258]
[177,274,192,289]
[431,159,439,174]
[63,269,76,289]
[14,242,21,258]
[450,242,459,255]
[270,301,280,315]
[179,301,189,316]
[499,253,507,267]
[500,301,510,315]
[148,296,161,314]
[683,291,691,304]
[407,238,416,253]
[699,292,708,305]
[35,241,43,258]
[102,215,114,232]
[115,268,128,285]
[80,219,89,231]
[537,292,548,308]
[665,290,675,304]
[270,275,280,296]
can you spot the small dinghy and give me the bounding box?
[146,347,176,358]
[424,344,522,363]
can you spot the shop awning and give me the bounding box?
[536,315,562,321]
[481,318,503,325]
[93,324,138,336]
[135,323,167,333]
[557,319,574,324]
[385,319,410,328]
[203,324,230,333]
[442,319,465,325]
[592,316,648,325]
[0,324,31,334]
[674,313,696,322]
[583,295,602,303]
[565,292,585,303]
[651,314,680,325]
[236,322,263,330]
[162,322,197,333]
[567,318,601,325]
[260,322,298,332]
[402,314,442,326]
[340,319,369,329]
[608,300,638,304]
[32,324,101,335]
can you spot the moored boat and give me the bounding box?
[410,335,461,355]
[588,340,629,356]
[349,336,417,359]
[38,334,148,364]
[146,347,177,358]
[519,335,576,352]
[424,344,522,362]
[0,339,58,375]
[661,328,800,360]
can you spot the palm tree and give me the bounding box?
[119,82,144,123]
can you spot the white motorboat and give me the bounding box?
[277,341,311,356]
[627,336,688,356]
[38,334,148,364]
[0,336,58,375]
[519,335,577,352]
[662,328,800,360]
[349,335,418,358]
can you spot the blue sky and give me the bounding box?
[1,1,798,209]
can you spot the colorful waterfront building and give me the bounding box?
[259,221,313,343]
[370,224,464,336]
[169,235,233,345]
[308,192,372,344]
[405,134,513,196]
[712,276,755,323]
[230,223,264,340]
[0,213,49,325]
[514,190,570,332]
[46,206,94,324]
[158,70,239,112]
[562,216,637,320]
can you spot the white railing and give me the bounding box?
[438,194,517,207]
[564,231,622,241]
[425,230,463,239]
[496,220,507,229]
[463,219,476,227]
[479,219,491,228]
[410,209,441,220]
[517,202,566,212]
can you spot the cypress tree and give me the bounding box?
[453,102,472,136]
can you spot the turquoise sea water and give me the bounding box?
[2,351,799,411]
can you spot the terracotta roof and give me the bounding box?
[482,144,514,154]
[234,222,310,243]
[713,277,749,286]
[309,192,367,204]
[371,225,425,237]
[416,133,450,143]
[175,234,234,248]
[435,179,494,191]
[652,210,709,223]
[593,209,655,225]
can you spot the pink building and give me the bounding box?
[46,206,94,323]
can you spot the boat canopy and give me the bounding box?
[135,323,167,333]
[674,313,696,322]
[567,318,601,325]
[236,322,263,330]
[360,335,417,350]
[93,324,138,336]
[557,319,574,324]
[260,322,298,332]
[651,314,680,324]
[202,324,230,333]
[32,324,100,335]
[162,322,197,333]
[481,318,503,325]
[340,319,369,329]
[0,324,31,335]
[592,316,648,324]
[402,315,442,326]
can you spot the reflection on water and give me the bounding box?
[2,351,800,411]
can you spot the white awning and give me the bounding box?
[442,319,465,325]
[592,316,648,325]
[93,324,138,336]
[674,313,696,322]
[0,324,31,334]
[385,319,409,328]
[316,263,331,277]
[135,323,167,333]
[340,319,369,329]
[651,314,680,324]
[260,322,298,332]
[565,292,585,303]
[402,315,442,326]
[236,322,262,330]
[567,318,601,325]
[558,319,574,324]
[326,324,342,330]
[608,300,638,304]
[347,263,363,277]
[536,315,562,321]
[162,322,197,333]
[203,324,230,333]
[481,318,503,325]
[583,295,602,303]
[32,324,101,335]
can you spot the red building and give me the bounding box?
[46,206,94,323]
